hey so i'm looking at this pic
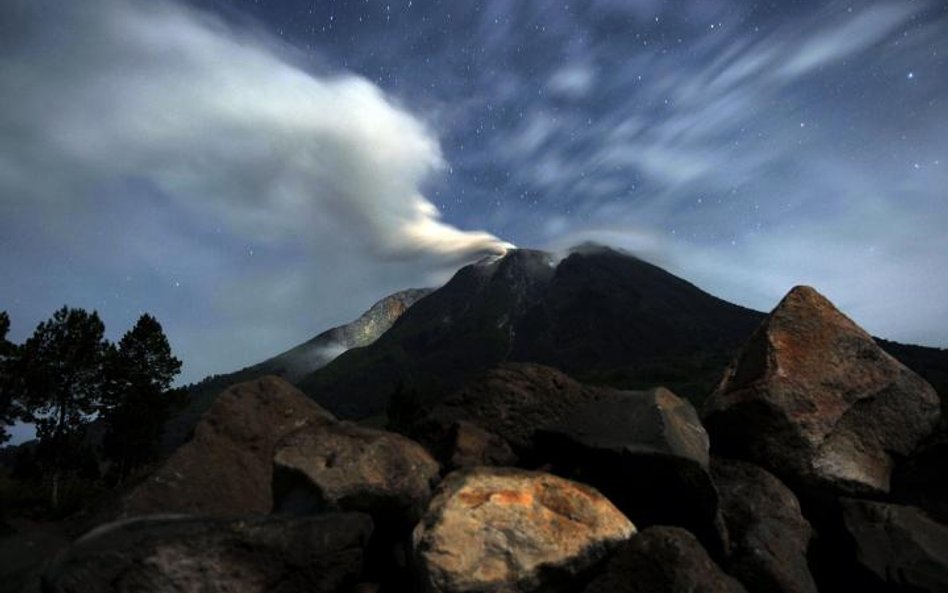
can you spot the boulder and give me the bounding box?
[711,458,817,593]
[272,421,440,528]
[582,526,747,593]
[443,420,518,469]
[123,376,335,515]
[272,422,441,589]
[533,388,720,552]
[891,431,948,523]
[42,513,373,593]
[410,363,608,463]
[841,499,948,592]
[413,467,634,593]
[703,286,940,496]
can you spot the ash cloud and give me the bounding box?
[0,0,510,380]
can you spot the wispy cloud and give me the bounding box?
[478,0,947,344]
[547,63,596,99]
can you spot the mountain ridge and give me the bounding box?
[298,245,948,423]
[165,243,948,446]
[160,287,432,453]
[298,245,766,420]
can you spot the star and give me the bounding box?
[907,71,915,80]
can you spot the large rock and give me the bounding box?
[703,286,940,496]
[582,526,747,593]
[841,499,948,592]
[413,467,634,593]
[162,288,432,454]
[891,431,948,524]
[272,421,440,528]
[413,365,720,550]
[410,363,608,464]
[272,423,441,589]
[534,388,720,552]
[711,458,817,593]
[43,513,373,593]
[123,376,335,515]
[441,420,518,470]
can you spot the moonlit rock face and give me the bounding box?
[413,467,634,593]
[703,286,940,496]
[272,421,440,525]
[123,376,335,516]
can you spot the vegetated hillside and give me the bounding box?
[298,245,766,419]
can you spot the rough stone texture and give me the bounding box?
[539,387,709,467]
[711,458,817,593]
[841,499,948,592]
[444,420,518,469]
[42,513,373,593]
[891,431,948,524]
[124,376,335,515]
[703,286,940,496]
[272,421,440,527]
[413,467,634,593]
[582,526,747,593]
[412,363,606,459]
[533,388,720,552]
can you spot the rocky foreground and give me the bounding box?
[17,285,948,592]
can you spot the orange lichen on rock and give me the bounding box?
[703,285,940,496]
[413,467,634,593]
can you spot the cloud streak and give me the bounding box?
[465,0,948,345]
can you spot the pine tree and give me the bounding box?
[100,314,182,480]
[11,307,109,508]
[0,311,19,444]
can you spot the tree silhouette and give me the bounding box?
[11,307,109,508]
[0,311,19,444]
[100,314,182,480]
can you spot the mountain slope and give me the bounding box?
[167,244,948,445]
[160,288,431,453]
[298,245,767,419]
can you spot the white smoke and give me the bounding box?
[0,0,512,381]
[0,0,510,259]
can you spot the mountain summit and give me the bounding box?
[298,245,765,419]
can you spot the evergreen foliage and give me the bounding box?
[100,314,183,480]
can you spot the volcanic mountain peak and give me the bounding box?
[173,243,948,448]
[16,247,948,593]
[299,245,767,420]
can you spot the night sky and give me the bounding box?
[2,0,947,392]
